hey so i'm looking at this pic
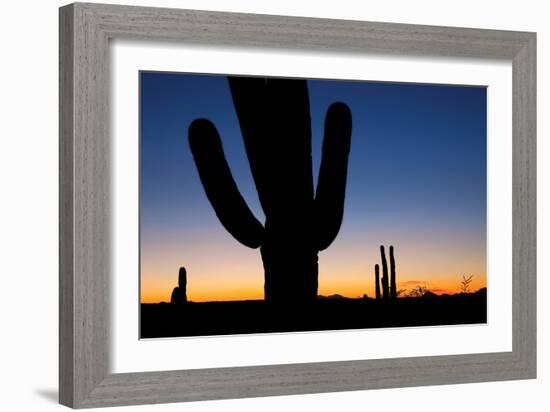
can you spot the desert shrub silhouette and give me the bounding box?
[460,274,474,293]
[374,245,398,300]
[170,267,187,304]
[189,77,352,303]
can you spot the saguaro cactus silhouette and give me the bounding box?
[380,246,390,300]
[189,77,352,303]
[390,246,397,299]
[170,267,187,304]
[377,245,397,301]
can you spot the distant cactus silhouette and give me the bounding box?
[376,245,397,301]
[170,267,187,304]
[189,77,352,303]
[390,246,397,300]
[380,246,390,300]
[374,264,381,300]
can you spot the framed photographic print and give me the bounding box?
[59,2,536,408]
[139,72,489,339]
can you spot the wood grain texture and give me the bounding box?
[512,35,537,374]
[59,4,75,406]
[59,2,537,408]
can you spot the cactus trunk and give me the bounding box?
[375,246,397,301]
[170,267,187,304]
[261,244,318,302]
[375,264,381,300]
[390,246,397,300]
[380,246,390,300]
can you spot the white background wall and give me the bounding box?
[0,0,546,411]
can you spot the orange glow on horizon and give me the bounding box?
[140,274,487,303]
[141,271,487,303]
[140,217,487,303]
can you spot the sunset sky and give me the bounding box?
[140,72,487,303]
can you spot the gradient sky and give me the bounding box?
[140,72,487,303]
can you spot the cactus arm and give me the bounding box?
[170,287,178,304]
[189,119,265,249]
[315,102,352,251]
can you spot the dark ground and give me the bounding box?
[140,289,486,338]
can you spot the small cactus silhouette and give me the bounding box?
[380,246,390,300]
[374,264,381,300]
[170,267,187,304]
[189,77,352,303]
[390,246,397,300]
[375,245,397,301]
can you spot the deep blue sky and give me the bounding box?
[140,72,487,302]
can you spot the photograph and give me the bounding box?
[139,72,488,339]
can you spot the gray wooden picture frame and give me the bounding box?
[59,2,536,408]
